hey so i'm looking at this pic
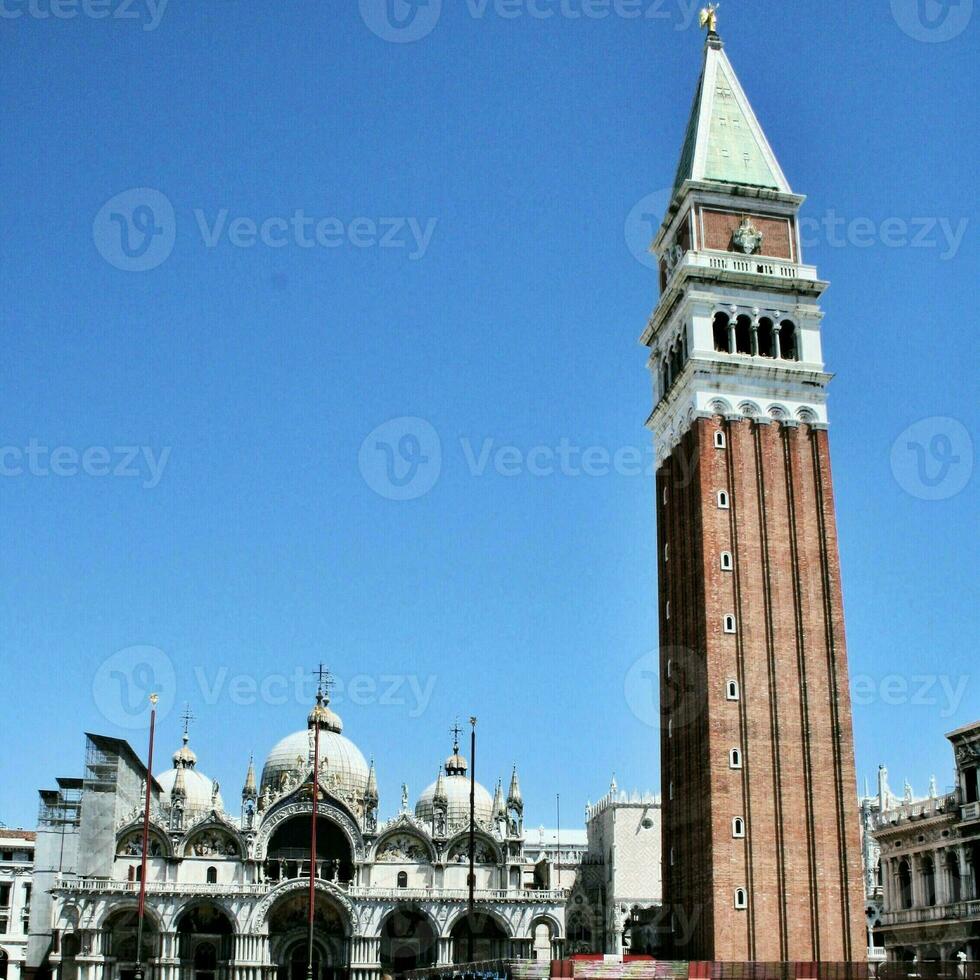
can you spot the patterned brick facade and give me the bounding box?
[656,417,865,959]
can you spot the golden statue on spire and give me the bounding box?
[699,3,719,33]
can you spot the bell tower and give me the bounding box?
[644,21,865,961]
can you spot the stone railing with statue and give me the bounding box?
[871,791,959,830]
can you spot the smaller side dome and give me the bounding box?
[308,690,343,734]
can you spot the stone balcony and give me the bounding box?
[873,792,959,830]
[56,876,568,903]
[666,248,820,287]
[881,899,980,927]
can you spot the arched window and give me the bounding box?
[397,871,408,888]
[713,312,731,353]
[732,817,745,838]
[734,888,747,910]
[664,542,669,563]
[671,342,683,379]
[720,551,733,571]
[717,490,730,509]
[899,859,913,910]
[947,853,962,902]
[757,317,775,358]
[726,680,740,701]
[922,856,936,907]
[666,658,672,679]
[729,748,742,769]
[713,431,726,449]
[661,360,670,394]
[735,314,752,354]
[723,614,737,634]
[206,866,217,884]
[779,320,798,360]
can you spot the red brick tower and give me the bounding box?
[644,25,866,961]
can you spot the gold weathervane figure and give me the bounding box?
[699,3,719,33]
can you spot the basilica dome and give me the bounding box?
[260,696,370,802]
[157,732,224,815]
[415,739,493,825]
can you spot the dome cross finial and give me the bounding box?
[314,662,334,704]
[180,702,196,743]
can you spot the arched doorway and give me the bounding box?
[450,912,509,964]
[176,904,234,980]
[269,891,350,980]
[61,932,81,980]
[266,816,354,884]
[0,949,8,980]
[379,907,437,977]
[104,909,160,980]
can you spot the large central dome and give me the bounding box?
[260,695,370,803]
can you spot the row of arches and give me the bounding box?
[712,311,799,360]
[656,313,801,402]
[76,898,550,980]
[119,815,506,873]
[894,847,978,910]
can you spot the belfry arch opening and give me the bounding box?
[379,907,437,978]
[265,815,354,883]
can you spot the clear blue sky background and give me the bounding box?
[1,1,977,829]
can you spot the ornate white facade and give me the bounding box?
[870,720,980,964]
[25,697,662,980]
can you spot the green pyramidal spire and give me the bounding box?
[672,33,791,198]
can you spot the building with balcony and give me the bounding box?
[0,829,36,980]
[871,720,980,964]
[25,691,661,980]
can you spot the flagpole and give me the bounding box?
[135,693,158,980]
[307,705,321,980]
[467,716,476,964]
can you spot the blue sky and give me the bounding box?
[0,1,977,830]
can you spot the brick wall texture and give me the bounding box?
[655,416,866,961]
